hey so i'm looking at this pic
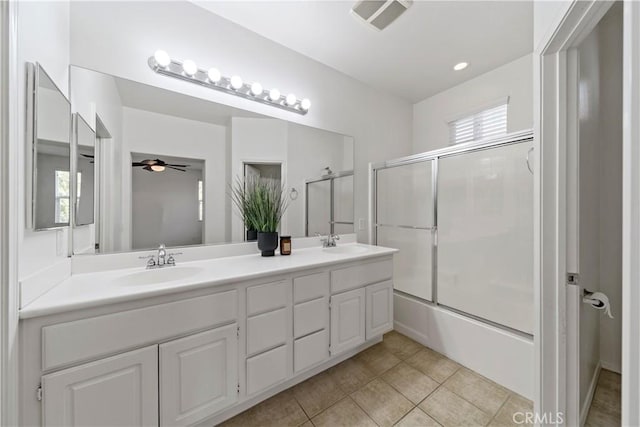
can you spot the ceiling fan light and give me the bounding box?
[150,165,166,172]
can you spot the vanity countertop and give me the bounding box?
[20,243,397,319]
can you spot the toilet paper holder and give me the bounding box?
[583,289,614,318]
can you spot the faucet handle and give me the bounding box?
[146,258,156,268]
[332,234,341,240]
[166,256,175,266]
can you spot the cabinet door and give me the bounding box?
[366,281,393,339]
[330,288,366,355]
[159,323,238,426]
[42,345,158,427]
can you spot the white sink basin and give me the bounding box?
[115,266,203,286]
[322,245,370,255]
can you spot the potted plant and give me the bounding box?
[230,176,259,241]
[250,177,289,257]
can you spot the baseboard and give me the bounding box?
[600,360,621,374]
[393,320,429,344]
[580,361,602,426]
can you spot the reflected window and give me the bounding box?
[449,102,508,145]
[54,170,81,224]
[198,179,203,222]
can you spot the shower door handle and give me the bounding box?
[526,147,534,174]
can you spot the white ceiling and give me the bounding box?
[192,1,533,102]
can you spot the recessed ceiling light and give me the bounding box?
[454,62,468,71]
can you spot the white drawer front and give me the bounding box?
[331,258,393,294]
[293,297,327,338]
[294,329,329,373]
[246,345,288,395]
[293,272,329,303]
[42,291,238,371]
[246,280,288,316]
[246,308,287,356]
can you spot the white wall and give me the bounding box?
[596,2,622,374]
[132,166,203,249]
[533,1,572,50]
[69,1,413,245]
[122,107,227,249]
[576,4,623,413]
[577,26,602,408]
[17,1,70,289]
[412,54,533,153]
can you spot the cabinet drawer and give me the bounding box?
[246,280,288,316]
[294,329,329,373]
[42,290,238,371]
[247,308,287,356]
[331,259,393,294]
[246,345,288,395]
[293,272,329,303]
[293,297,327,338]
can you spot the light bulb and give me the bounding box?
[269,88,281,101]
[300,98,311,111]
[207,68,221,83]
[182,60,198,76]
[150,165,165,172]
[453,62,468,71]
[285,93,297,106]
[230,75,243,90]
[250,82,263,96]
[154,50,171,68]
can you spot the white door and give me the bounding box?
[330,288,366,355]
[42,345,158,427]
[366,281,393,340]
[159,324,238,426]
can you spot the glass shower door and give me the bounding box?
[306,179,331,236]
[436,142,534,334]
[333,174,354,235]
[375,160,434,301]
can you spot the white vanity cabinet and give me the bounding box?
[42,345,159,427]
[159,324,239,426]
[20,251,396,427]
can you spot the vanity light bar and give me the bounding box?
[148,51,310,115]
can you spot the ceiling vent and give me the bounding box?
[351,0,413,31]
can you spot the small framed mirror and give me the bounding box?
[27,63,72,230]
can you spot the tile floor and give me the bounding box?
[220,331,533,427]
[585,369,621,427]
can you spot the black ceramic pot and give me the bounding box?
[246,229,258,242]
[257,232,278,257]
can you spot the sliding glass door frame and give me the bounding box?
[370,130,534,335]
[305,170,354,236]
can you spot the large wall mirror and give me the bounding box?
[69,65,354,255]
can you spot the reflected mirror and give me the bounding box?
[70,65,354,254]
[28,63,72,230]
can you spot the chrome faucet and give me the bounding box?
[317,233,340,248]
[140,244,180,269]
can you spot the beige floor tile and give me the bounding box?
[489,394,533,426]
[220,390,308,427]
[299,421,314,427]
[597,370,622,393]
[586,400,621,427]
[419,387,492,427]
[382,362,439,404]
[354,343,402,375]
[328,358,376,394]
[442,368,509,415]
[381,331,424,360]
[351,378,414,427]
[405,348,460,383]
[293,370,345,418]
[311,397,377,427]
[395,407,441,427]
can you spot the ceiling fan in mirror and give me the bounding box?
[132,158,190,172]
